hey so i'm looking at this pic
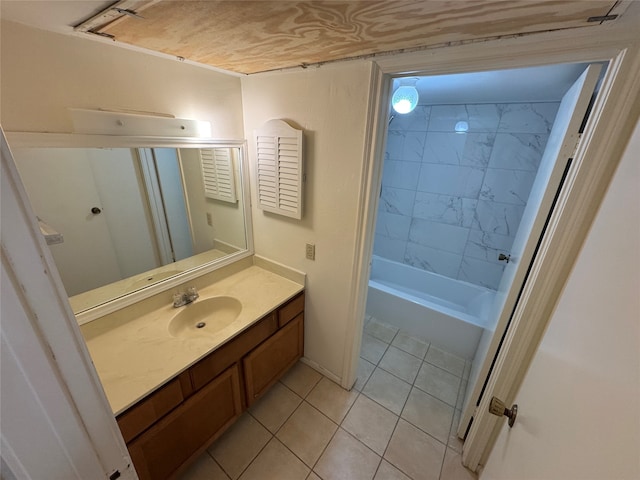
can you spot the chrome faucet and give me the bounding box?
[173,287,199,308]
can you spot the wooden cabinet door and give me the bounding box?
[243,314,303,406]
[190,313,277,391]
[117,376,185,444]
[278,292,304,327]
[128,365,242,480]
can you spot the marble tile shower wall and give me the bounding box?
[374,103,560,290]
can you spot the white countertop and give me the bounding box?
[81,265,304,416]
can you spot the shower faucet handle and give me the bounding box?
[498,253,511,263]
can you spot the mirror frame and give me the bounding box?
[6,132,254,324]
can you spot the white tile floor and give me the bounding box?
[178,316,477,480]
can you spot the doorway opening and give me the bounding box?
[138,147,194,264]
[358,61,604,453]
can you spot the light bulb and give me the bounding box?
[392,85,419,114]
[455,121,469,133]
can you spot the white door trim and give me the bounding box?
[1,129,136,479]
[341,61,388,389]
[138,147,175,265]
[343,6,640,468]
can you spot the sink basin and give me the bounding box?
[168,296,242,338]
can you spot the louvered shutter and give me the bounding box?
[200,148,237,203]
[255,120,303,219]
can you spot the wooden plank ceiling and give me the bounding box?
[89,1,618,74]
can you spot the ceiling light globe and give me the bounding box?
[392,86,419,114]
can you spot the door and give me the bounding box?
[479,121,640,478]
[10,147,122,296]
[138,148,194,264]
[1,129,135,479]
[89,148,159,279]
[153,148,194,262]
[458,65,602,439]
[139,147,174,264]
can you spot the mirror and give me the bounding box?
[8,134,252,321]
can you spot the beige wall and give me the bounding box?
[180,147,247,253]
[481,119,640,479]
[242,62,373,378]
[0,21,244,138]
[1,19,372,380]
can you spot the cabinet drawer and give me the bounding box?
[128,365,242,480]
[190,313,277,391]
[278,292,304,327]
[117,375,185,444]
[244,314,304,406]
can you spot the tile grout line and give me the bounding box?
[423,360,465,380]
[225,371,324,480]
[352,323,471,478]
[331,389,391,479]
[411,376,461,409]
[304,361,403,480]
[369,317,470,376]
[280,370,323,400]
[388,341,427,362]
[249,372,356,479]
[364,353,463,409]
[201,322,468,480]
[264,376,326,475]
[245,379,305,433]
[306,390,364,478]
[204,450,232,480]
[376,348,422,480]
[363,323,441,480]
[362,321,470,479]
[377,354,421,385]
[281,398,339,474]
[230,422,274,480]
[391,339,430,361]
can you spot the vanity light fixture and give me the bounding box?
[69,108,211,137]
[391,78,419,114]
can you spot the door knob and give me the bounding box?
[498,253,511,263]
[489,396,518,427]
[91,207,102,214]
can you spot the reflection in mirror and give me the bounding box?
[12,144,249,315]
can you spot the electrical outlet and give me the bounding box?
[305,243,315,260]
[206,212,213,226]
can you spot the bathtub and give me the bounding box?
[365,256,495,360]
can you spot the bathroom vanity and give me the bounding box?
[80,261,305,480]
[9,131,308,478]
[6,130,309,478]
